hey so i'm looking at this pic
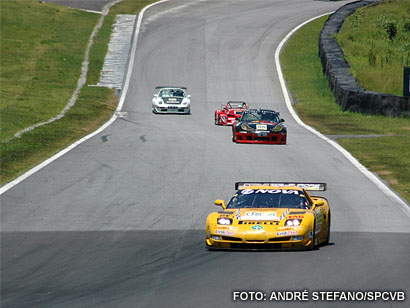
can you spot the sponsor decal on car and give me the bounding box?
[215,226,238,230]
[237,182,326,191]
[241,212,278,221]
[235,209,241,220]
[288,215,304,219]
[215,229,236,236]
[277,230,299,236]
[277,226,302,231]
[240,189,300,195]
[251,224,264,230]
[279,208,290,220]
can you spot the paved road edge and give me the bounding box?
[274,12,410,217]
[0,0,170,196]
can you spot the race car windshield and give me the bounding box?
[241,111,279,123]
[227,189,310,209]
[228,102,245,109]
[159,88,186,98]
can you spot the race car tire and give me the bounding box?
[323,211,331,245]
[308,222,316,250]
[215,114,219,125]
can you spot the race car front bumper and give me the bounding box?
[234,132,287,144]
[206,226,313,250]
[153,105,190,114]
[206,234,312,250]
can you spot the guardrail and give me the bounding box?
[318,0,410,118]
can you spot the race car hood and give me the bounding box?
[162,97,183,104]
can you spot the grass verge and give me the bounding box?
[336,0,410,96]
[0,0,156,185]
[280,16,410,202]
[1,0,101,141]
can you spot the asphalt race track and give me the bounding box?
[1,0,410,307]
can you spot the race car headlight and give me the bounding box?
[272,124,283,132]
[285,219,302,226]
[241,124,252,131]
[217,218,233,225]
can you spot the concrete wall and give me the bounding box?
[318,0,410,117]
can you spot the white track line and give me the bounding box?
[0,0,169,196]
[274,12,410,217]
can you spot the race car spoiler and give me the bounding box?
[235,182,327,191]
[155,86,187,89]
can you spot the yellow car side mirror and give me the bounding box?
[215,199,226,209]
[315,200,324,206]
[312,200,324,210]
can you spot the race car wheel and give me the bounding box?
[309,222,316,250]
[324,211,331,245]
[215,114,219,125]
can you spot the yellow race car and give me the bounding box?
[206,182,330,250]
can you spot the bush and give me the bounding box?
[384,22,397,41]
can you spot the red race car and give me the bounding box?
[215,101,248,125]
[232,108,287,144]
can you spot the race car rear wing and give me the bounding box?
[155,86,187,89]
[235,182,327,191]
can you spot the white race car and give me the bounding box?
[152,86,191,114]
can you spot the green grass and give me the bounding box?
[110,0,159,14]
[339,137,410,201]
[1,0,100,140]
[0,0,156,184]
[280,15,410,202]
[337,0,410,96]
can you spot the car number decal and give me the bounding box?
[256,124,267,130]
